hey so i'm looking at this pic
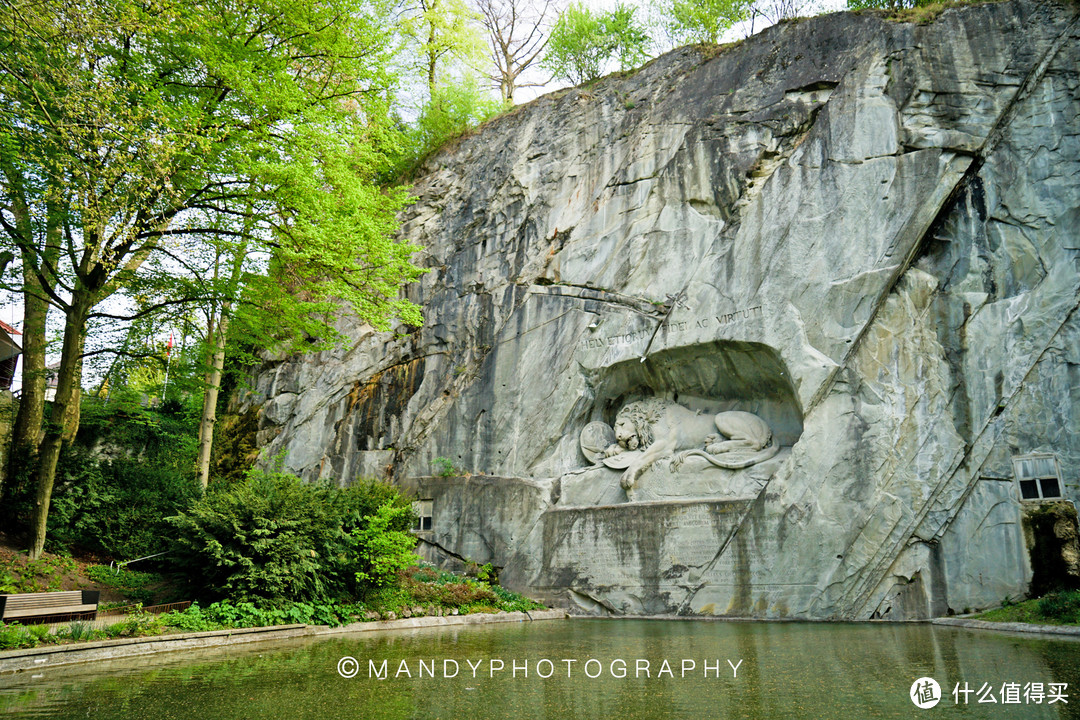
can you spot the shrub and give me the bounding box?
[352,504,420,589]
[167,470,416,604]
[1038,590,1080,624]
[0,624,35,649]
[159,600,351,630]
[3,398,200,560]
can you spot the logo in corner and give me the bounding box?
[910,677,941,709]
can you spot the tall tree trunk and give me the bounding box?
[426,0,439,98]
[9,287,49,451]
[28,291,90,559]
[3,186,58,496]
[196,306,230,490]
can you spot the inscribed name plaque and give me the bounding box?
[536,500,754,614]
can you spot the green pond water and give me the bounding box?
[1,619,1078,719]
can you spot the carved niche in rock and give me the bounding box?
[579,397,779,500]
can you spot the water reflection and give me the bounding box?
[1,620,1077,719]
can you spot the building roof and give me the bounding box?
[0,320,20,336]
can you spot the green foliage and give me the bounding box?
[0,624,33,650]
[400,0,485,93]
[847,0,931,7]
[26,624,51,644]
[167,470,416,604]
[658,0,753,45]
[160,600,351,630]
[542,2,651,85]
[473,562,496,583]
[399,565,545,613]
[0,568,18,594]
[352,504,420,589]
[1,399,201,559]
[87,566,162,605]
[58,622,101,643]
[388,77,507,178]
[108,606,163,638]
[0,553,77,593]
[846,0,965,18]
[1,0,425,342]
[433,457,458,477]
[1038,590,1080,624]
[977,590,1080,626]
[1,0,427,558]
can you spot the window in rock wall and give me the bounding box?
[1012,454,1064,501]
[413,499,433,532]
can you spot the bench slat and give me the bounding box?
[1,591,98,620]
[4,604,97,619]
[7,595,85,608]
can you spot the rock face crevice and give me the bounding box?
[243,0,1080,618]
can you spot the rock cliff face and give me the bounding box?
[244,0,1080,619]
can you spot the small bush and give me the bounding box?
[167,470,417,604]
[433,457,457,477]
[352,504,420,589]
[61,622,102,643]
[1038,590,1080,624]
[159,600,352,630]
[0,624,34,649]
[398,565,544,613]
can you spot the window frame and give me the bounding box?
[1011,453,1064,501]
[412,499,433,533]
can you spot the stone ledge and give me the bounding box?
[0,609,567,675]
[931,618,1080,636]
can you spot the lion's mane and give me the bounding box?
[614,398,668,449]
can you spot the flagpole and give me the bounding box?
[162,332,174,401]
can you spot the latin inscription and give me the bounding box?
[546,503,781,587]
[579,306,763,351]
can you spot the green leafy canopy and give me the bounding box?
[0,0,425,344]
[541,2,651,86]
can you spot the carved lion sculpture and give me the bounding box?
[599,398,779,498]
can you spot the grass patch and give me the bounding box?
[975,590,1080,626]
[851,0,1005,25]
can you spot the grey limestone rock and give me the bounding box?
[244,0,1080,619]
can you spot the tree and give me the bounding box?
[477,0,557,103]
[658,0,753,46]
[0,0,425,558]
[750,0,814,27]
[542,2,651,86]
[400,0,484,98]
[846,0,938,8]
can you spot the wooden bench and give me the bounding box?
[0,591,99,623]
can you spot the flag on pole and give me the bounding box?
[163,332,175,401]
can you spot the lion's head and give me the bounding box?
[612,399,665,451]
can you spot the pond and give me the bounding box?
[1,619,1078,719]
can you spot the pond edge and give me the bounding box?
[0,609,569,675]
[931,617,1080,637]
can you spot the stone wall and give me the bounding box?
[243,0,1080,618]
